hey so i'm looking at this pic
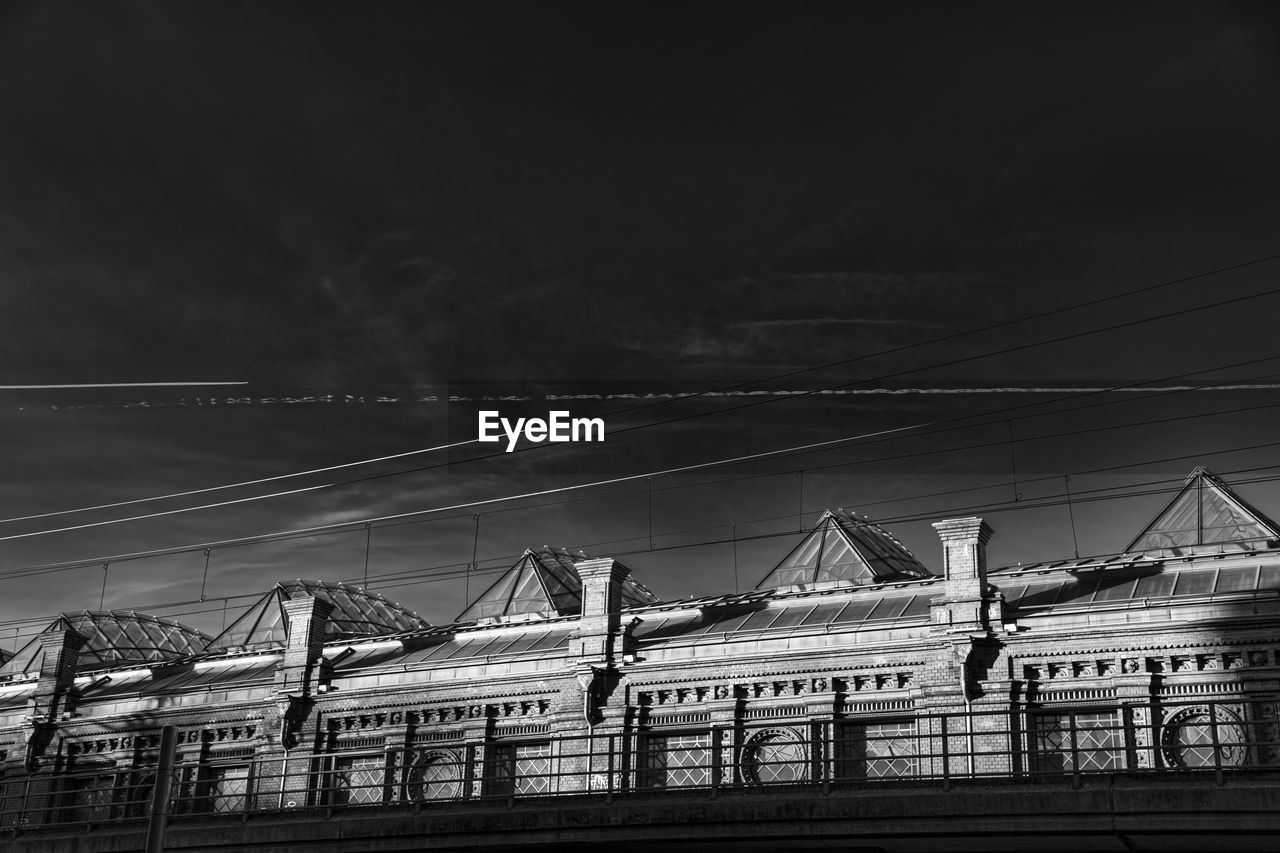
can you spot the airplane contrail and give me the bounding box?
[0,381,249,390]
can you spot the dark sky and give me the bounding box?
[2,1,1280,646]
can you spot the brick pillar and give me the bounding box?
[257,595,334,808]
[923,518,1011,779]
[8,628,88,823]
[930,517,995,632]
[572,558,629,663]
[274,596,335,698]
[30,628,88,724]
[560,558,632,794]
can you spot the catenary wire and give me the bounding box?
[6,249,1279,527]
[4,275,1280,547]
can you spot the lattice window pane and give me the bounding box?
[209,765,250,814]
[486,742,553,797]
[0,783,20,828]
[838,720,918,779]
[644,734,712,788]
[742,730,809,784]
[68,774,116,822]
[514,743,553,796]
[1161,706,1250,769]
[1033,710,1125,773]
[408,751,464,801]
[333,755,386,805]
[118,771,155,819]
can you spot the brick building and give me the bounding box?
[1,467,1279,845]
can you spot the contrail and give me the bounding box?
[0,381,248,390]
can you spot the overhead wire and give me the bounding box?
[4,256,1280,636]
[4,276,1280,551]
[3,361,1279,581]
[5,460,1280,650]
[6,249,1279,528]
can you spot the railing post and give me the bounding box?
[12,777,32,831]
[940,715,950,791]
[710,728,722,798]
[820,721,831,796]
[606,734,615,803]
[145,726,177,853]
[1208,702,1223,786]
[1069,712,1081,788]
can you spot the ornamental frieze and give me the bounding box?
[68,733,163,756]
[1021,650,1259,682]
[637,672,912,708]
[173,726,257,747]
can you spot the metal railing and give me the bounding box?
[3,696,1278,831]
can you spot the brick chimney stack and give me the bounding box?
[274,595,335,698]
[930,517,997,632]
[30,627,88,721]
[573,557,631,663]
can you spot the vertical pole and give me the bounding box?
[145,726,177,853]
[797,470,805,532]
[199,549,211,601]
[1069,713,1081,787]
[1064,475,1080,559]
[940,715,950,790]
[647,478,654,550]
[732,517,742,591]
[1005,420,1022,501]
[99,563,110,610]
[1197,474,1205,545]
[710,727,722,798]
[362,523,373,590]
[1208,702,1223,786]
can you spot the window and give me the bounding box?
[328,754,387,805]
[118,770,156,819]
[1032,709,1126,773]
[0,781,22,828]
[641,732,712,789]
[405,749,464,801]
[65,773,117,822]
[486,742,553,797]
[1161,706,1249,769]
[741,728,809,784]
[208,764,252,814]
[836,719,918,779]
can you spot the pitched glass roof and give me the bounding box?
[204,580,430,652]
[0,611,212,678]
[631,581,940,649]
[755,509,933,589]
[994,560,1280,613]
[457,547,660,621]
[1126,467,1280,553]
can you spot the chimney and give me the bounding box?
[930,517,996,632]
[573,557,631,663]
[274,595,334,698]
[30,627,87,721]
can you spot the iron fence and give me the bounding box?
[2,696,1278,831]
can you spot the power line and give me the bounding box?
[3,362,1278,579]
[5,275,1279,550]
[6,461,1279,646]
[9,249,1279,527]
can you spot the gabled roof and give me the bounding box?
[457,546,660,621]
[755,508,933,590]
[0,611,211,678]
[1126,467,1280,554]
[204,580,430,652]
